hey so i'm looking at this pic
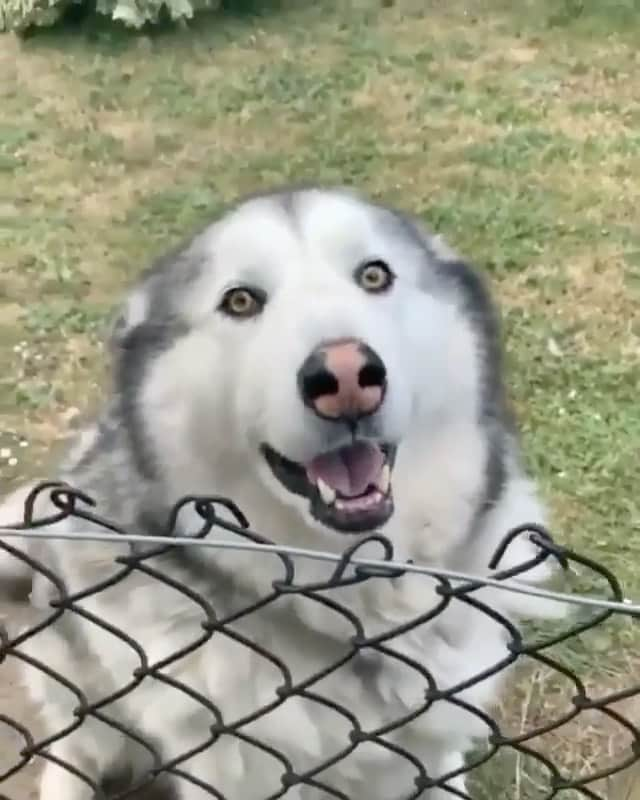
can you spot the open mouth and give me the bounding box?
[261,440,396,533]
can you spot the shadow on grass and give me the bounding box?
[14,0,640,51]
[16,0,293,51]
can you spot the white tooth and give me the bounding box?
[317,478,336,505]
[378,464,391,494]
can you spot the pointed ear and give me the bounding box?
[104,286,151,353]
[104,305,128,352]
[390,208,463,265]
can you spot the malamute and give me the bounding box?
[0,186,564,799]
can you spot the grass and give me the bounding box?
[0,0,639,797]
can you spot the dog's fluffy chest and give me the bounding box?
[110,574,507,798]
[128,568,509,755]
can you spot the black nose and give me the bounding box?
[297,338,387,422]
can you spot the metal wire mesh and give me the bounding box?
[1,481,639,800]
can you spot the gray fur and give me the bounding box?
[364,203,512,529]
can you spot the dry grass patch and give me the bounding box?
[546,107,637,140]
[494,653,640,798]
[497,245,640,357]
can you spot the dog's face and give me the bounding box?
[116,188,492,536]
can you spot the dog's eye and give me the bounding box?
[355,260,395,294]
[219,286,265,319]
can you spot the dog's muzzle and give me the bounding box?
[262,339,396,534]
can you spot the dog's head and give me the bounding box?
[111,187,504,536]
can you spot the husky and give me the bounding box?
[0,186,565,800]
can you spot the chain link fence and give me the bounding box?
[1,482,639,799]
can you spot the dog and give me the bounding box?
[0,185,565,800]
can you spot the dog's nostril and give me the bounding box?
[358,362,386,390]
[302,369,339,402]
[298,340,387,421]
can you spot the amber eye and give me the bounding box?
[219,286,266,318]
[355,260,395,294]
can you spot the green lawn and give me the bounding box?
[1,1,639,797]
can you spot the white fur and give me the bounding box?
[0,187,566,800]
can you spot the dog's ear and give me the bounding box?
[104,286,151,353]
[105,305,128,351]
[390,208,462,266]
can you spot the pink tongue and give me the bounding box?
[307,442,384,498]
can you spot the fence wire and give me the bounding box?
[0,481,639,800]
